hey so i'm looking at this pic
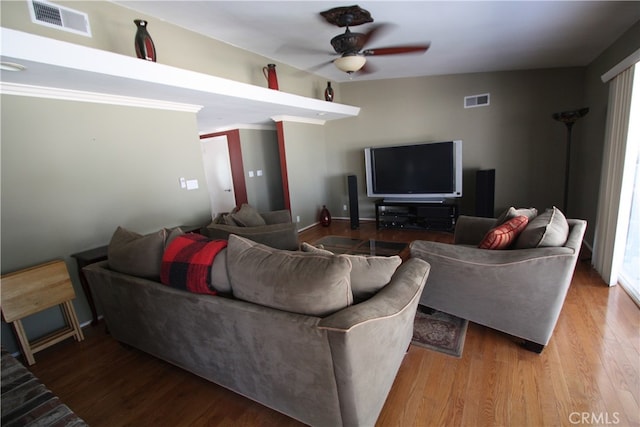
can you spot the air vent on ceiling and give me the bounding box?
[28,0,91,37]
[464,93,490,109]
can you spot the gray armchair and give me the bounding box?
[201,208,299,250]
[409,215,587,352]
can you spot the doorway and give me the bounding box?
[200,134,237,219]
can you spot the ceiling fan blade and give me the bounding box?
[359,23,392,50]
[363,43,431,56]
[296,59,335,76]
[358,61,376,75]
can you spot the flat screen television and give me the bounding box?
[364,140,463,202]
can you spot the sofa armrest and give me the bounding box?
[409,220,585,346]
[260,209,292,225]
[202,222,299,250]
[411,240,575,265]
[453,215,495,245]
[317,258,429,427]
[318,258,429,331]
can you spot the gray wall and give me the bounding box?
[2,0,638,354]
[0,0,325,354]
[240,129,284,212]
[281,122,328,229]
[325,68,586,220]
[323,20,640,246]
[1,96,211,352]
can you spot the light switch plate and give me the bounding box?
[186,179,199,190]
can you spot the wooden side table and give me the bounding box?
[71,245,108,326]
[1,260,85,365]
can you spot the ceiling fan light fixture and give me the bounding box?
[334,55,366,73]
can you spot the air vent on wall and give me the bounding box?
[464,93,490,109]
[28,0,91,37]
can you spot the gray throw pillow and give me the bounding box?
[166,227,185,247]
[108,226,168,279]
[222,214,239,226]
[494,206,538,226]
[300,242,402,302]
[515,207,569,248]
[227,235,352,316]
[231,204,266,227]
[210,248,231,294]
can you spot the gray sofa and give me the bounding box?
[201,206,299,250]
[85,233,430,427]
[410,214,586,352]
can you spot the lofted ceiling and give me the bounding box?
[113,1,640,82]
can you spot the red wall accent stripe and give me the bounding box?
[275,122,291,211]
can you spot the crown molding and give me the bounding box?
[0,82,203,112]
[271,115,326,125]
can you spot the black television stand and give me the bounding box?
[382,197,446,204]
[375,199,458,232]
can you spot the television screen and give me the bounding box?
[364,140,462,201]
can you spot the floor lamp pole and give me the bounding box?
[552,107,589,213]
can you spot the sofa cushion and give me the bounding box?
[515,207,569,249]
[161,234,227,295]
[108,226,171,280]
[221,214,239,226]
[478,215,529,250]
[494,206,538,226]
[227,235,352,316]
[232,204,266,227]
[301,242,401,302]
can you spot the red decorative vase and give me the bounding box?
[319,205,331,227]
[134,19,156,62]
[262,64,279,90]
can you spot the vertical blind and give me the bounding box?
[592,64,636,285]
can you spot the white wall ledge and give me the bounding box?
[0,28,360,131]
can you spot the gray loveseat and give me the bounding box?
[202,205,299,250]
[85,232,430,427]
[410,212,586,352]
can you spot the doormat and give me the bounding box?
[412,306,468,358]
[313,236,407,256]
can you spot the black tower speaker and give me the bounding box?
[347,174,359,229]
[475,169,495,218]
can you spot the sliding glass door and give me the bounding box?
[619,66,640,304]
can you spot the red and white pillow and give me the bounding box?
[478,215,529,250]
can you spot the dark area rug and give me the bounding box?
[412,306,468,358]
[1,348,87,426]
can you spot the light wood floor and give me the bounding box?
[26,220,639,426]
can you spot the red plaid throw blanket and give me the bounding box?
[161,234,227,295]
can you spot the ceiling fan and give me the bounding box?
[317,5,430,75]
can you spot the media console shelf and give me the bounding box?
[375,199,458,232]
